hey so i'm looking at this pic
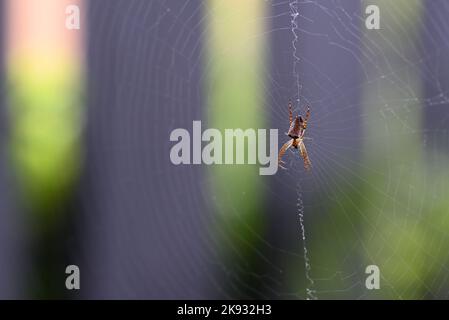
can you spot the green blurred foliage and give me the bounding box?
[206,0,270,298]
[8,58,83,228]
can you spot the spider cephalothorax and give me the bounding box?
[278,101,311,170]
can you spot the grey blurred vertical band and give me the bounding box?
[422,0,449,154]
[80,0,210,298]
[0,0,23,299]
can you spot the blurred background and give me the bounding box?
[0,0,449,299]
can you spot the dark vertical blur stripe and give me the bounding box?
[80,0,210,298]
[0,0,22,299]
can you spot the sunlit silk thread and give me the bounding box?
[290,0,317,300]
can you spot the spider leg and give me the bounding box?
[278,139,293,169]
[288,101,293,126]
[301,106,310,130]
[298,139,312,171]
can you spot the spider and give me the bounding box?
[278,101,312,171]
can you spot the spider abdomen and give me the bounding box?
[288,117,301,139]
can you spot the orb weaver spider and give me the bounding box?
[278,101,312,171]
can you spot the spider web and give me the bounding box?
[86,0,449,299]
[264,0,449,299]
[204,0,449,299]
[163,0,449,299]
